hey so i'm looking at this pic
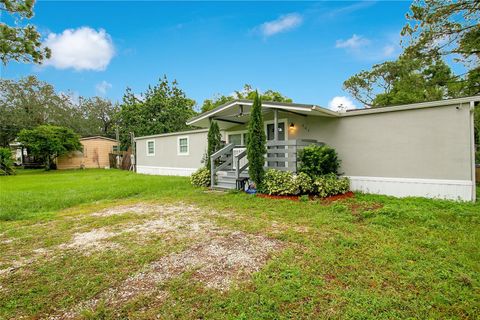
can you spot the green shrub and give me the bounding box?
[247,92,267,186]
[294,172,313,194]
[262,170,314,196]
[263,169,298,195]
[190,167,211,187]
[313,173,350,198]
[0,147,15,176]
[298,144,340,178]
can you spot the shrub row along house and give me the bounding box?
[135,96,479,201]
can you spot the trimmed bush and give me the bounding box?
[313,173,350,198]
[190,167,211,187]
[298,144,340,178]
[263,169,298,195]
[0,148,15,176]
[295,172,313,194]
[262,170,314,196]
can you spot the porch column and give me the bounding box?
[273,109,278,142]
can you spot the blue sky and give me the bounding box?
[1,1,413,110]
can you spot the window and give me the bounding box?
[178,137,189,155]
[228,134,242,146]
[146,140,155,156]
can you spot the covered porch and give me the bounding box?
[186,99,338,189]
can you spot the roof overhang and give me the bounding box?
[187,99,339,129]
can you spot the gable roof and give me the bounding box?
[186,99,339,128]
[80,136,118,143]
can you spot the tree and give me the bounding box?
[116,76,196,147]
[343,54,459,107]
[1,0,51,64]
[0,76,120,147]
[78,97,119,138]
[200,84,292,113]
[17,125,82,169]
[401,0,479,95]
[246,92,266,187]
[0,76,72,146]
[206,120,222,170]
[0,147,15,175]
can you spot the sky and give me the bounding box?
[1,1,413,111]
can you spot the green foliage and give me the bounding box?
[116,76,196,147]
[262,170,313,196]
[0,76,118,147]
[298,144,340,178]
[17,125,82,169]
[190,167,210,188]
[295,172,313,194]
[401,0,479,95]
[206,121,222,169]
[246,92,266,187]
[0,0,51,64]
[0,147,15,175]
[263,169,299,195]
[343,54,460,107]
[313,173,350,198]
[200,84,292,113]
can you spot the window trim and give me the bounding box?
[177,136,189,156]
[146,140,155,156]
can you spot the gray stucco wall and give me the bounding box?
[136,130,208,169]
[303,103,472,181]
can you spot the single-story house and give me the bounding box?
[57,136,119,169]
[135,96,479,201]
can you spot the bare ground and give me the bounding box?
[0,202,285,319]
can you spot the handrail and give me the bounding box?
[210,143,234,187]
[234,149,247,179]
[211,143,234,160]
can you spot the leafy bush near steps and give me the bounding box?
[262,169,298,195]
[298,144,340,178]
[262,170,313,195]
[0,147,15,176]
[190,167,211,187]
[296,172,313,194]
[313,173,350,198]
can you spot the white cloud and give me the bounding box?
[328,96,357,112]
[95,80,112,96]
[382,44,396,58]
[258,13,303,37]
[335,34,370,49]
[43,27,115,71]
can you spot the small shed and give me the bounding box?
[57,136,119,170]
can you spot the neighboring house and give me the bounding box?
[135,129,210,176]
[57,136,119,170]
[135,96,479,201]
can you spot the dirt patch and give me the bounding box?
[48,232,284,319]
[90,203,199,217]
[1,203,218,275]
[347,201,384,218]
[58,229,120,252]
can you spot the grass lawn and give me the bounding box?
[0,169,479,319]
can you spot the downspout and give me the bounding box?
[469,101,476,202]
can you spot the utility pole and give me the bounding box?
[129,132,135,171]
[114,128,120,168]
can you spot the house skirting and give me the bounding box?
[136,165,197,177]
[347,176,475,201]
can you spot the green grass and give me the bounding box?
[0,169,479,319]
